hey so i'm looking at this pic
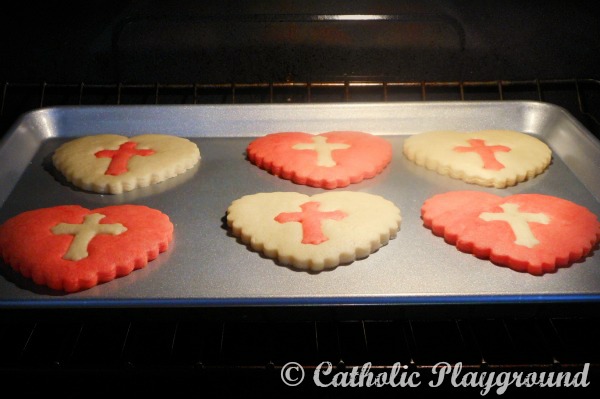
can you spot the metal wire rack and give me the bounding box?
[1,311,599,394]
[2,78,600,138]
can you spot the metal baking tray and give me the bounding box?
[0,101,599,308]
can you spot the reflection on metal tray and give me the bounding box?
[0,101,599,308]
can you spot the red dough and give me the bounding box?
[95,141,156,176]
[453,139,511,170]
[247,131,393,189]
[0,205,173,292]
[421,191,600,275]
[274,201,348,245]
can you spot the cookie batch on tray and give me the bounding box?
[0,129,599,292]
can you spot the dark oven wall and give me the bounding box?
[1,1,600,397]
[2,1,600,136]
[2,0,600,136]
[3,0,600,83]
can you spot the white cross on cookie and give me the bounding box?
[292,136,351,167]
[51,213,127,261]
[479,203,550,248]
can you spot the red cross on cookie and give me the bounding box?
[95,141,156,175]
[453,138,511,170]
[275,201,347,244]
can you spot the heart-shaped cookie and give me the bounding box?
[0,205,173,292]
[421,191,600,275]
[246,131,393,189]
[227,191,401,271]
[53,134,200,194]
[403,130,552,188]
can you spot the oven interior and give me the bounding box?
[1,1,600,396]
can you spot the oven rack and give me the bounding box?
[2,78,600,140]
[1,311,599,395]
[1,78,600,395]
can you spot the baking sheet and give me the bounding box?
[0,101,599,308]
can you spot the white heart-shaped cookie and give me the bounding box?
[226,191,401,271]
[403,130,552,188]
[53,134,200,194]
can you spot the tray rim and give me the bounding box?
[1,100,599,309]
[2,99,597,139]
[3,292,600,310]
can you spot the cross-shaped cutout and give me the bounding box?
[479,203,550,248]
[51,213,128,261]
[275,201,347,244]
[95,141,156,176]
[292,136,351,167]
[454,138,511,170]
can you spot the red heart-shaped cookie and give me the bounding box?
[247,131,392,189]
[0,205,173,292]
[421,191,600,275]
